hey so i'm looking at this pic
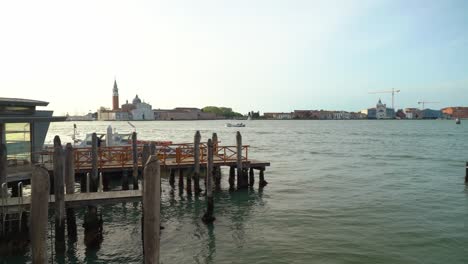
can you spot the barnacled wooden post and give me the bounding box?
[91,133,99,192]
[53,136,66,252]
[236,131,245,189]
[143,156,161,264]
[0,144,6,198]
[30,166,50,264]
[465,162,468,184]
[178,168,184,193]
[202,139,215,224]
[193,131,202,194]
[142,144,150,185]
[64,143,77,241]
[132,132,139,190]
[259,168,268,188]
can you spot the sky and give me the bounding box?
[1,0,467,115]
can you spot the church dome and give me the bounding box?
[132,95,142,104]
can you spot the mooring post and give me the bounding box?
[0,144,6,198]
[259,168,268,188]
[30,166,50,263]
[212,133,221,189]
[143,156,161,264]
[91,133,99,192]
[202,139,215,224]
[194,131,202,194]
[229,166,235,189]
[132,132,139,190]
[142,144,150,186]
[236,131,246,189]
[53,136,66,252]
[249,167,255,187]
[64,143,77,241]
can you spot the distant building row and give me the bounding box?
[96,80,218,121]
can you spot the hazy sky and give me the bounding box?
[1,0,467,115]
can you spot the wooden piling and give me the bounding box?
[169,169,175,188]
[142,144,150,186]
[143,156,161,264]
[229,166,235,189]
[91,133,99,192]
[30,166,50,264]
[202,139,215,224]
[122,170,129,190]
[194,131,202,194]
[0,144,6,198]
[236,131,246,189]
[465,162,468,184]
[178,168,184,192]
[64,143,77,241]
[132,132,139,190]
[249,167,255,187]
[53,136,66,252]
[259,168,268,187]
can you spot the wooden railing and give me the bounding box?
[35,143,249,170]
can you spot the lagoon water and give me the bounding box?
[4,120,468,263]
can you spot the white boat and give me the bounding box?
[225,123,245,127]
[456,118,461,125]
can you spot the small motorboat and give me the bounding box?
[456,118,461,125]
[225,123,245,128]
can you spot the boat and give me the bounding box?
[73,124,172,148]
[456,118,461,125]
[225,123,246,127]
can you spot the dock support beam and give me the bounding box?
[193,131,202,194]
[169,169,175,188]
[122,170,129,190]
[202,139,215,224]
[0,144,6,198]
[91,133,99,192]
[143,156,161,264]
[53,136,66,253]
[178,169,184,193]
[30,166,50,264]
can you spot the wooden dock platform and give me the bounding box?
[2,190,142,214]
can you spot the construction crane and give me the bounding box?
[369,88,400,110]
[417,101,440,109]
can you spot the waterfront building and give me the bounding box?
[130,95,154,120]
[404,108,419,119]
[154,108,217,120]
[441,107,468,119]
[264,112,293,119]
[363,99,394,119]
[0,97,66,164]
[420,109,442,119]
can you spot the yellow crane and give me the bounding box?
[417,101,440,109]
[369,88,401,110]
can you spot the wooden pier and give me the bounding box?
[1,131,270,262]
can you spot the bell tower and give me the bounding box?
[112,79,119,110]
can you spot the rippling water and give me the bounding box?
[4,120,468,263]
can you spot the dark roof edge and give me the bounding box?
[0,97,49,107]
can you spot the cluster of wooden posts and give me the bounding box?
[0,130,268,263]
